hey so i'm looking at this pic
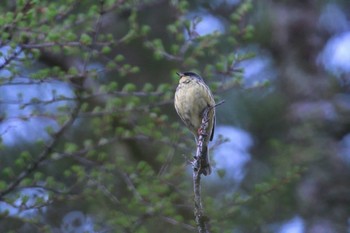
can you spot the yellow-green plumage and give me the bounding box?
[174,72,215,175]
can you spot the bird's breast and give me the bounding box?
[175,81,213,132]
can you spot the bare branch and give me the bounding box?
[193,100,225,175]
[192,100,225,233]
[192,106,212,233]
[193,171,210,233]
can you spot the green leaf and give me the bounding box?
[142,83,154,92]
[156,83,170,92]
[141,25,151,35]
[102,46,111,54]
[20,151,31,161]
[2,167,14,177]
[64,142,78,153]
[216,169,226,178]
[107,81,118,91]
[114,54,125,62]
[46,176,55,186]
[0,180,7,190]
[122,83,136,92]
[20,195,30,205]
[80,33,92,45]
[66,31,77,41]
[130,66,140,73]
[68,67,79,75]
[34,172,43,180]
[15,158,25,168]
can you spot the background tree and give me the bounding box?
[1,0,350,233]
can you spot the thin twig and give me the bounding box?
[81,0,105,71]
[193,170,209,233]
[160,216,196,231]
[0,47,23,70]
[214,100,225,108]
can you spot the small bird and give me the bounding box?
[174,71,216,175]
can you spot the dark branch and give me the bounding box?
[0,47,23,70]
[0,102,82,199]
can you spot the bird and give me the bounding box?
[174,71,216,175]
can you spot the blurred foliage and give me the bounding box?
[0,0,259,232]
[1,0,350,233]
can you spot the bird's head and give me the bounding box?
[176,71,203,83]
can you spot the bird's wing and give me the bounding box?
[210,114,215,141]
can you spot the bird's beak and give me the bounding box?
[176,72,183,78]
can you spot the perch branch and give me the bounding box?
[193,170,209,233]
[192,100,225,233]
[193,106,212,233]
[193,100,225,175]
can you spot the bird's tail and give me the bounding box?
[200,145,212,176]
